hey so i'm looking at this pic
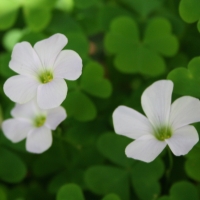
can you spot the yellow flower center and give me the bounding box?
[154,126,172,141]
[34,115,46,127]
[39,70,53,84]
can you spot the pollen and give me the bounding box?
[39,70,53,84]
[34,115,46,127]
[154,126,172,141]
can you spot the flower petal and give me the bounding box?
[11,99,43,120]
[125,134,167,163]
[45,106,67,130]
[26,126,52,154]
[2,119,33,143]
[141,80,173,128]
[53,50,82,80]
[37,78,67,109]
[34,33,68,69]
[9,42,41,77]
[4,75,39,104]
[169,96,200,130]
[113,105,152,139]
[165,125,199,156]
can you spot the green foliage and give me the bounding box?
[85,166,129,200]
[179,0,200,23]
[1,0,200,199]
[0,147,27,183]
[117,0,164,18]
[167,57,200,98]
[0,0,20,30]
[102,194,121,200]
[0,187,6,200]
[64,90,97,121]
[81,62,112,98]
[185,144,200,181]
[169,181,199,200]
[97,132,133,167]
[56,184,84,200]
[131,159,164,200]
[74,0,98,9]
[104,17,178,76]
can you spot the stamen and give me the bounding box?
[154,126,172,141]
[39,70,53,84]
[34,115,46,127]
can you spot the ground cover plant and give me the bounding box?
[0,0,200,199]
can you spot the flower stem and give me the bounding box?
[166,147,173,181]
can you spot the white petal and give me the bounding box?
[9,42,42,77]
[26,126,52,154]
[141,80,173,128]
[4,75,39,104]
[125,134,167,163]
[165,125,199,156]
[45,106,67,130]
[34,33,68,69]
[112,105,152,139]
[53,50,82,80]
[11,99,44,120]
[169,96,200,130]
[2,119,33,143]
[37,78,67,109]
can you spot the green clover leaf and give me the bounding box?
[86,132,165,200]
[97,132,133,168]
[158,181,199,200]
[179,0,200,32]
[56,184,85,200]
[80,62,112,98]
[167,56,200,98]
[85,166,129,200]
[185,144,200,181]
[0,0,20,30]
[56,183,121,200]
[121,0,164,18]
[0,0,56,31]
[104,17,178,76]
[63,90,97,121]
[0,147,27,183]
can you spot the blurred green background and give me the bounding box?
[1,0,200,199]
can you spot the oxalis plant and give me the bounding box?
[0,0,200,200]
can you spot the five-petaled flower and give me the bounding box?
[2,99,66,153]
[4,33,82,109]
[113,80,200,163]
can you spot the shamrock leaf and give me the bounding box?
[80,62,112,98]
[158,181,199,200]
[167,56,200,98]
[85,132,165,200]
[56,183,121,200]
[74,0,98,9]
[120,0,164,18]
[56,184,84,200]
[185,144,200,181]
[0,0,56,31]
[0,147,27,183]
[179,0,200,32]
[97,132,133,168]
[104,17,178,76]
[63,90,97,121]
[0,0,20,30]
[130,160,164,200]
[85,166,129,200]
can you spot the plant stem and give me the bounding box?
[166,147,173,181]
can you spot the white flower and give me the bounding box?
[4,33,82,109]
[2,99,67,154]
[113,80,200,163]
